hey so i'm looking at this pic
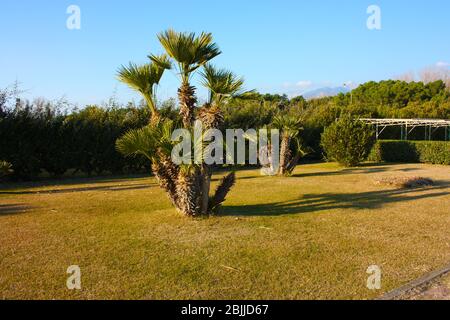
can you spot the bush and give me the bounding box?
[0,101,152,179]
[321,115,375,167]
[369,140,450,165]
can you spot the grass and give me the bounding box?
[0,162,449,300]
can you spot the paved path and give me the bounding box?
[405,274,450,300]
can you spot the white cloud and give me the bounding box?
[436,61,450,68]
[295,80,313,88]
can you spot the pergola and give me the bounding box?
[359,118,450,141]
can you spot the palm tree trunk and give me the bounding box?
[178,83,197,128]
[145,95,161,125]
[176,169,202,216]
[200,165,212,215]
[285,152,301,175]
[279,133,291,176]
[152,161,179,208]
[209,172,236,214]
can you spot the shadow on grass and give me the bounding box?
[292,164,423,179]
[0,183,156,195]
[0,174,152,191]
[221,184,450,217]
[0,204,33,216]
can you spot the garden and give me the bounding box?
[1,29,449,300]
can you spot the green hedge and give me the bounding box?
[369,140,450,165]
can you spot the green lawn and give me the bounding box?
[1,162,449,300]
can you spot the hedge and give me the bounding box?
[369,140,450,165]
[0,105,153,179]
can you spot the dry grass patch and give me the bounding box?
[0,163,449,300]
[374,176,435,189]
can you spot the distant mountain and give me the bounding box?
[302,86,350,100]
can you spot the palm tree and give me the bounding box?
[150,30,221,128]
[116,30,240,217]
[150,30,222,216]
[117,54,171,123]
[195,64,251,214]
[272,115,305,176]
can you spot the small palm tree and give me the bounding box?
[117,54,171,123]
[195,64,251,214]
[150,29,221,128]
[272,115,305,176]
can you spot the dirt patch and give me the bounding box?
[374,176,434,189]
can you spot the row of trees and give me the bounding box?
[2,53,449,180]
[1,79,448,180]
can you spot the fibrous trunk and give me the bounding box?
[197,104,224,130]
[279,133,292,175]
[176,168,202,217]
[151,151,180,208]
[197,104,225,214]
[178,83,197,128]
[149,112,161,125]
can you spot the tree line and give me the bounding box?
[1,79,449,180]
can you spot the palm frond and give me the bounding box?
[115,126,156,160]
[148,53,172,71]
[117,61,169,118]
[272,115,303,138]
[0,161,13,178]
[156,29,221,82]
[200,64,246,104]
[115,119,176,160]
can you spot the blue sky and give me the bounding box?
[1,0,449,106]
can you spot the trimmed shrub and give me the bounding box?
[321,115,375,167]
[369,140,450,165]
[0,103,152,179]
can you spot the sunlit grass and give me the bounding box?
[0,162,449,299]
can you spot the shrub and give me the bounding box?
[321,115,375,167]
[0,101,151,179]
[369,140,450,165]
